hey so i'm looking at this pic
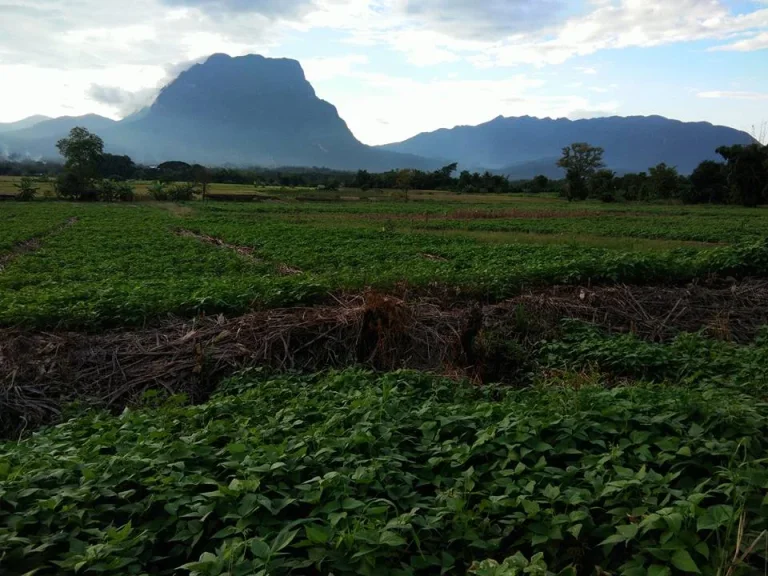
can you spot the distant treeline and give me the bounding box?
[3,136,766,206]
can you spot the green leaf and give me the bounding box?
[665,513,683,534]
[569,510,589,523]
[648,566,670,576]
[328,512,347,526]
[271,528,299,553]
[522,500,540,516]
[305,524,331,544]
[542,484,561,500]
[617,524,639,540]
[250,539,270,559]
[342,498,365,510]
[567,524,583,539]
[379,531,407,547]
[671,550,701,574]
[696,505,733,531]
[694,541,709,560]
[600,534,627,546]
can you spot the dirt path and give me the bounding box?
[0,217,78,272]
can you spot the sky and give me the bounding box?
[0,0,767,145]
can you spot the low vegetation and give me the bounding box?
[2,139,768,573]
[2,364,767,575]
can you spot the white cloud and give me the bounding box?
[0,0,765,142]
[712,31,768,51]
[302,54,369,81]
[476,0,768,67]
[698,90,768,100]
[395,0,567,40]
[309,70,616,144]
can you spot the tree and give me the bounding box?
[395,169,416,201]
[717,144,768,207]
[590,169,617,202]
[440,162,458,179]
[56,127,104,181]
[557,143,605,201]
[689,160,728,204]
[98,153,135,181]
[191,164,211,199]
[647,163,681,199]
[56,127,105,201]
[530,175,550,194]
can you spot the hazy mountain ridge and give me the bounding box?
[0,54,755,174]
[0,54,436,171]
[0,115,52,134]
[380,115,756,177]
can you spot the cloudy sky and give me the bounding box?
[1,0,767,144]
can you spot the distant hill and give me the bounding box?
[379,115,756,176]
[1,55,756,174]
[0,115,51,134]
[0,54,435,170]
[0,115,117,159]
[106,54,435,170]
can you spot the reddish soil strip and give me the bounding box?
[0,217,78,272]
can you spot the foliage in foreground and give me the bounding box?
[1,369,767,575]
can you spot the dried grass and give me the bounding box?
[3,278,768,437]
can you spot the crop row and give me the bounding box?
[3,203,768,327]
[0,203,82,251]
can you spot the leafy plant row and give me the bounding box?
[3,203,768,327]
[1,369,767,575]
[539,320,768,391]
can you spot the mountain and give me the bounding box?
[379,115,756,176]
[0,115,117,159]
[0,54,435,170]
[0,115,51,133]
[109,54,434,170]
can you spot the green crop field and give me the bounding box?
[3,195,768,575]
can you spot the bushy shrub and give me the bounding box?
[150,181,198,201]
[55,172,98,201]
[167,182,199,201]
[14,177,38,201]
[95,180,135,202]
[148,181,169,201]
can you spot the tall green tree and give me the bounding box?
[395,169,416,201]
[689,160,728,204]
[56,127,105,200]
[56,127,104,180]
[717,144,768,207]
[557,143,605,201]
[647,163,681,199]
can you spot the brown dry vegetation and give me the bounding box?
[3,278,768,437]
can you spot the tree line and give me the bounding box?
[557,142,768,207]
[3,126,767,206]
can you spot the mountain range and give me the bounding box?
[0,53,756,175]
[379,115,756,177]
